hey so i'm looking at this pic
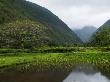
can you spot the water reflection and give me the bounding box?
[0,64,109,82]
[63,72,110,82]
[0,72,68,82]
[63,64,110,82]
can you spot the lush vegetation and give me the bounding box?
[0,47,109,77]
[91,20,110,46]
[0,0,109,80]
[0,0,81,48]
[0,20,49,48]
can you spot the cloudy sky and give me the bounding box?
[27,0,110,29]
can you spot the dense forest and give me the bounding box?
[91,20,110,46]
[0,0,109,48]
[0,0,81,48]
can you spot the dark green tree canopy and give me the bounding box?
[0,0,81,48]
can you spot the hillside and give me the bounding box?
[91,20,110,46]
[74,26,97,43]
[0,0,81,48]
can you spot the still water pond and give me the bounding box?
[0,71,69,82]
[0,65,109,82]
[63,72,110,82]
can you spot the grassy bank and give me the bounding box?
[0,47,110,76]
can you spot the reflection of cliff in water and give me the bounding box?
[63,64,110,82]
[0,64,110,82]
[63,72,110,82]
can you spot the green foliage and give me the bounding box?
[0,20,50,48]
[0,47,109,76]
[0,0,81,48]
[91,25,110,46]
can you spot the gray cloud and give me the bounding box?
[47,0,110,7]
[27,0,110,29]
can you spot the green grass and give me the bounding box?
[0,52,109,69]
[0,47,110,76]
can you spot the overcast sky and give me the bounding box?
[27,0,110,29]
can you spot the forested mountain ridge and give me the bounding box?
[74,26,97,43]
[91,20,110,46]
[0,0,81,48]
